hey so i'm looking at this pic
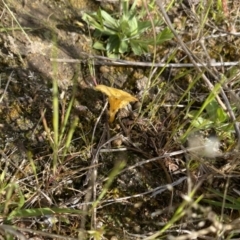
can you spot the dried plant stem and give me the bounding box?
[50,58,240,68]
[0,71,13,103]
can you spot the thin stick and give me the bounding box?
[0,71,13,103]
[50,58,240,68]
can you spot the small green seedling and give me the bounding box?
[82,0,173,58]
[187,99,235,144]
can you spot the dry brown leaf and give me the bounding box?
[95,84,138,122]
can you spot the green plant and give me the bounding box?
[180,76,235,146]
[188,98,229,129]
[82,0,173,58]
[186,98,235,143]
[203,188,240,211]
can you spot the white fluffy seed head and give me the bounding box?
[187,133,222,158]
